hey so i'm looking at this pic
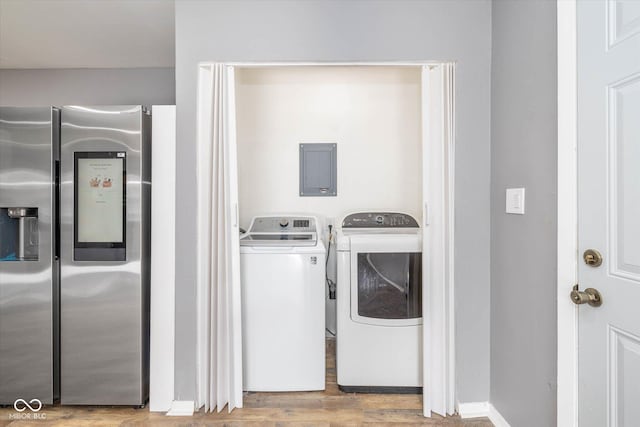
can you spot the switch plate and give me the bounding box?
[505,188,525,214]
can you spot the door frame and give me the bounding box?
[557,1,579,426]
[198,60,456,416]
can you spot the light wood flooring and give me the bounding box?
[0,339,492,426]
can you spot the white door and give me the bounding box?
[421,63,455,416]
[577,1,640,425]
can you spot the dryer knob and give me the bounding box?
[279,219,289,228]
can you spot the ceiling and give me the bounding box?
[0,0,175,69]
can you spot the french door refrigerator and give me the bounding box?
[0,105,150,406]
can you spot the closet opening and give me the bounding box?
[195,62,455,418]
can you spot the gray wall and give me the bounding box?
[0,68,175,106]
[175,0,492,403]
[490,1,557,426]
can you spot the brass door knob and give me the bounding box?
[570,285,602,307]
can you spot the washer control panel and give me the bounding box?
[342,212,419,228]
[249,216,316,233]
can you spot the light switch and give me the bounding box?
[505,188,525,214]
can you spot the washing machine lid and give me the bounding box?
[240,233,317,247]
[240,215,319,247]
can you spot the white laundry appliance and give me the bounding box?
[240,215,326,391]
[336,212,423,393]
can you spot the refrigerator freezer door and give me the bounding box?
[0,107,58,405]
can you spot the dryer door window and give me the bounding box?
[356,252,422,321]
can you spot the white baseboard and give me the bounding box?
[488,403,511,427]
[166,400,195,416]
[457,401,511,427]
[457,401,489,419]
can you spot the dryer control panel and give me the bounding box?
[342,212,419,228]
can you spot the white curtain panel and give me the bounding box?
[196,63,243,413]
[421,63,456,417]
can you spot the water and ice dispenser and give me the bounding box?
[0,207,39,261]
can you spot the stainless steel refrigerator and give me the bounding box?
[0,105,151,406]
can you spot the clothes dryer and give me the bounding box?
[336,212,422,392]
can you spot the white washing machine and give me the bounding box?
[240,215,326,391]
[336,212,423,392]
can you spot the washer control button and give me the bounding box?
[279,219,289,228]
